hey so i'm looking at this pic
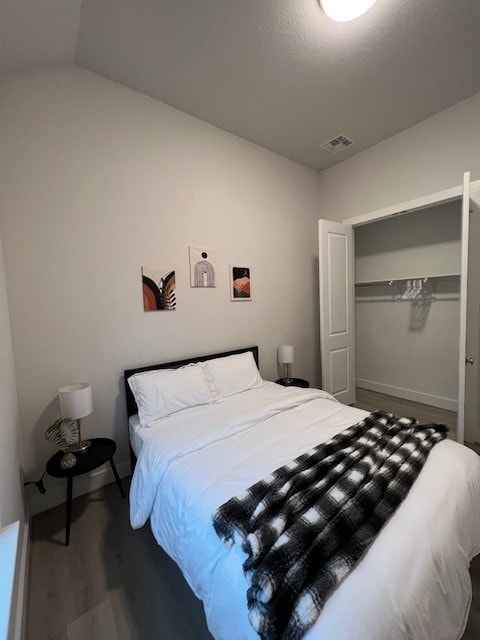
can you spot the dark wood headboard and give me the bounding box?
[124,345,259,418]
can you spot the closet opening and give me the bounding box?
[319,173,480,446]
[353,200,461,439]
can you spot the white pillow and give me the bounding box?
[202,351,263,398]
[128,363,218,427]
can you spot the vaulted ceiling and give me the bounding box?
[2,0,480,170]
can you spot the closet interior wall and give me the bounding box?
[354,200,461,411]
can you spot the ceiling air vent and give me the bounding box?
[321,134,354,154]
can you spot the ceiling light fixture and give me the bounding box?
[320,0,378,22]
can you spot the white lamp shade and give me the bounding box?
[59,383,93,419]
[278,345,294,364]
[320,0,378,22]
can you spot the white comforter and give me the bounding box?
[130,382,480,640]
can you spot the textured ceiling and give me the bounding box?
[0,0,82,75]
[2,1,479,171]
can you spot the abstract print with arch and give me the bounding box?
[189,246,217,288]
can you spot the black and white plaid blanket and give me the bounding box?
[213,410,448,640]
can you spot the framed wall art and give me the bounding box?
[189,246,217,288]
[142,266,176,311]
[230,266,251,301]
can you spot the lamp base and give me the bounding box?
[69,440,91,453]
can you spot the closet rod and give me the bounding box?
[355,273,460,286]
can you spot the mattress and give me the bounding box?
[129,382,480,640]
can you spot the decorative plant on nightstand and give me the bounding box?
[45,418,79,469]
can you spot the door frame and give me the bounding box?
[342,184,463,228]
[339,177,475,445]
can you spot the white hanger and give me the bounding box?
[410,280,421,298]
[404,280,412,299]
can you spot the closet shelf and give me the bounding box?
[355,273,460,286]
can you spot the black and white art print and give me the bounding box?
[189,246,217,288]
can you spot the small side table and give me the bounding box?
[276,378,310,389]
[47,437,125,546]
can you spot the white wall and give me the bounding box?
[355,201,461,283]
[316,93,480,221]
[354,202,461,409]
[0,231,23,528]
[0,66,321,507]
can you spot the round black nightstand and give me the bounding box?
[275,378,309,389]
[47,437,125,546]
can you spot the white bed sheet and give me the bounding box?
[129,382,480,640]
[129,414,142,458]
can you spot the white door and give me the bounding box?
[463,177,480,444]
[318,220,355,404]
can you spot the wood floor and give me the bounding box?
[354,387,458,437]
[26,479,213,640]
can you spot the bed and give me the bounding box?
[125,346,480,640]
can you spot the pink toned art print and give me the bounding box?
[230,266,251,301]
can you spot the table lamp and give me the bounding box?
[278,345,294,383]
[59,382,93,453]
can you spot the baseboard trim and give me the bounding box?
[27,458,131,517]
[356,379,458,412]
